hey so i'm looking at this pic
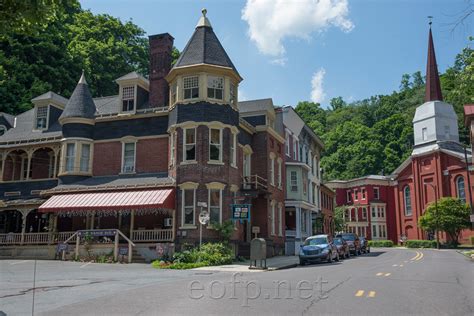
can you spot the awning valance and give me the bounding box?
[39,189,175,213]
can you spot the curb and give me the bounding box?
[267,263,298,271]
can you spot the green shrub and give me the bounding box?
[470,236,474,246]
[368,240,393,247]
[167,262,209,269]
[198,242,233,265]
[405,240,437,248]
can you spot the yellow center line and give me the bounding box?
[384,273,391,277]
[367,291,376,298]
[416,252,424,261]
[410,251,420,261]
[355,290,365,297]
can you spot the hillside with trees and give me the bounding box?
[296,44,473,181]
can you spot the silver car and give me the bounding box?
[299,234,339,265]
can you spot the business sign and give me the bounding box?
[78,230,117,237]
[56,243,68,253]
[119,247,128,256]
[232,204,251,221]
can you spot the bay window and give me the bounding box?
[182,189,195,226]
[65,143,75,172]
[290,171,298,192]
[230,132,237,166]
[184,76,199,100]
[209,128,222,162]
[170,83,177,105]
[80,144,91,172]
[207,76,224,100]
[209,189,222,225]
[184,128,196,161]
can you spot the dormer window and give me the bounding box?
[122,86,135,112]
[184,76,199,100]
[35,106,48,130]
[207,76,223,100]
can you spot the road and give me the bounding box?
[0,248,473,315]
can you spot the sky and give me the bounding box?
[80,0,472,108]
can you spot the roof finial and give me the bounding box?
[428,15,433,27]
[78,69,87,85]
[196,8,212,28]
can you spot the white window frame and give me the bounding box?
[456,176,466,202]
[122,85,135,112]
[35,105,49,130]
[404,186,412,216]
[230,132,237,167]
[170,82,177,106]
[208,188,222,225]
[422,127,428,141]
[372,224,377,238]
[374,187,380,200]
[278,203,283,236]
[207,75,224,100]
[65,143,76,172]
[354,189,358,201]
[361,188,366,200]
[121,142,136,173]
[183,76,199,100]
[80,143,91,172]
[229,83,236,105]
[270,201,275,236]
[20,155,29,180]
[347,190,352,203]
[182,189,196,227]
[293,137,297,160]
[290,171,298,192]
[277,159,282,189]
[170,132,176,166]
[270,155,275,186]
[209,128,222,162]
[183,128,196,162]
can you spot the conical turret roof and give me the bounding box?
[60,72,96,121]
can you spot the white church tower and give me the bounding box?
[412,25,459,151]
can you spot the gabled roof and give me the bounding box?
[173,11,239,76]
[0,112,15,126]
[60,73,96,121]
[31,91,68,105]
[115,71,149,86]
[238,98,274,114]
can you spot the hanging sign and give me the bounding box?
[78,229,117,237]
[231,204,251,221]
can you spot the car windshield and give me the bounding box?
[342,234,355,241]
[334,239,343,245]
[305,237,327,245]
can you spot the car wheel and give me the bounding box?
[327,252,333,263]
[300,259,306,266]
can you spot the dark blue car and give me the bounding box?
[299,234,339,265]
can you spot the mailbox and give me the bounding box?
[249,238,267,269]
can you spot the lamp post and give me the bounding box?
[424,182,440,250]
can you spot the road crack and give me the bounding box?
[301,276,351,315]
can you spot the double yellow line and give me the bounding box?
[410,251,424,261]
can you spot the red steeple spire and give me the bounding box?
[425,25,443,102]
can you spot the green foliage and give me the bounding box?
[333,206,346,233]
[418,197,471,246]
[212,220,235,242]
[368,240,393,247]
[405,240,437,248]
[295,44,473,180]
[470,236,474,246]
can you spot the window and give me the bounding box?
[209,189,221,225]
[209,128,222,161]
[207,76,223,100]
[374,187,380,200]
[354,189,358,201]
[35,106,48,129]
[80,144,90,172]
[404,186,412,216]
[170,132,175,166]
[377,207,382,218]
[170,83,177,105]
[21,156,29,180]
[422,127,428,141]
[277,159,282,188]
[293,138,297,160]
[230,133,236,167]
[372,225,377,238]
[270,156,275,186]
[270,201,275,235]
[371,206,376,218]
[65,143,75,172]
[362,208,367,219]
[229,83,236,105]
[184,128,196,161]
[290,171,298,192]
[361,188,366,200]
[182,189,195,226]
[184,76,199,100]
[278,203,283,236]
[122,86,135,112]
[285,133,290,156]
[347,190,352,203]
[381,207,385,218]
[122,142,136,173]
[0,125,6,136]
[456,176,466,203]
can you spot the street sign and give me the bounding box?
[119,247,128,256]
[57,243,68,253]
[232,204,251,221]
[199,211,210,225]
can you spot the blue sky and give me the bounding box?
[80,0,472,108]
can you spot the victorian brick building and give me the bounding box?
[0,10,288,257]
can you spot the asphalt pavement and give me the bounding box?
[0,248,472,315]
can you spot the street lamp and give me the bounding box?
[424,182,440,250]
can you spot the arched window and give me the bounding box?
[456,176,466,203]
[404,186,412,216]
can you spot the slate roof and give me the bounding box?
[173,23,239,76]
[59,74,96,120]
[238,98,274,114]
[0,112,15,127]
[94,95,120,115]
[46,173,175,193]
[31,91,68,105]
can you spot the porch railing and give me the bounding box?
[0,231,76,245]
[242,175,268,191]
[23,232,50,244]
[0,233,22,245]
[131,229,173,242]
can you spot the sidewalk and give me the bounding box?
[192,255,299,273]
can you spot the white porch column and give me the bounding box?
[26,151,33,180]
[130,210,135,240]
[19,209,32,245]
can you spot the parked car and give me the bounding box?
[335,233,361,256]
[333,237,350,259]
[299,234,339,265]
[359,237,370,254]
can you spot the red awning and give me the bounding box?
[39,189,175,212]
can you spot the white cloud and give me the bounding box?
[242,0,354,57]
[270,57,288,66]
[311,68,326,103]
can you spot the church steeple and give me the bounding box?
[425,24,443,102]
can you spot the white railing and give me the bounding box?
[23,232,50,244]
[55,231,76,243]
[131,229,173,242]
[0,233,22,244]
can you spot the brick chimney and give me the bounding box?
[149,33,174,107]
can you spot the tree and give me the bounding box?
[334,206,346,233]
[418,197,471,246]
[399,73,411,91]
[329,96,346,111]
